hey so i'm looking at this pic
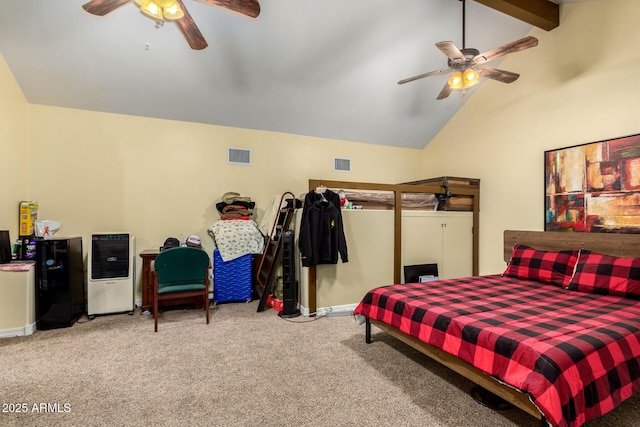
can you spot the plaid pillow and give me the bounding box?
[567,250,640,299]
[503,244,578,287]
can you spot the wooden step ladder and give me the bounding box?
[255,192,299,312]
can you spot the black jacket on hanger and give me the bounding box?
[298,189,348,267]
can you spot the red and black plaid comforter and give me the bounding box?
[353,275,640,427]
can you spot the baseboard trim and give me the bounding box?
[0,322,36,338]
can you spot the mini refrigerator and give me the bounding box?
[35,237,85,330]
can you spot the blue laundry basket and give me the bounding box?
[212,249,253,303]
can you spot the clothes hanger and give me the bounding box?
[315,185,328,204]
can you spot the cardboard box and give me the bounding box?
[19,201,38,237]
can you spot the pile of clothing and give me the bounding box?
[209,192,264,262]
[215,192,256,219]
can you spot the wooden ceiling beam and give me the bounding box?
[474,0,560,31]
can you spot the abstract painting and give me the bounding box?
[545,134,640,233]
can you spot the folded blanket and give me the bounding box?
[208,219,264,262]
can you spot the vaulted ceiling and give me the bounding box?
[0,1,576,149]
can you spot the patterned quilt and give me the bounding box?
[208,219,264,262]
[353,275,640,427]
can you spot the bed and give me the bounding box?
[353,230,640,427]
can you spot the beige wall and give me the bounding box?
[421,0,640,274]
[0,53,29,238]
[20,104,422,300]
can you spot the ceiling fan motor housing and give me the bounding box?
[448,48,479,70]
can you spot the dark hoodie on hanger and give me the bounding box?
[299,189,348,267]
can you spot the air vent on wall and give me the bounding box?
[228,148,252,165]
[334,157,351,172]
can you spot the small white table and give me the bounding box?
[0,261,36,337]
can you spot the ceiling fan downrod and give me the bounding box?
[461,0,466,49]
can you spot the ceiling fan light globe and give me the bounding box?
[448,72,463,90]
[463,69,479,88]
[155,0,178,8]
[163,4,184,20]
[139,1,162,20]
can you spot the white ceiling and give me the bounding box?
[0,0,568,149]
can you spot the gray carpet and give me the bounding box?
[1,302,639,427]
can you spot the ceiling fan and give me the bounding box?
[81,0,260,50]
[397,0,538,100]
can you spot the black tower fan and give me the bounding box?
[279,230,300,318]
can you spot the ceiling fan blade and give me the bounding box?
[473,36,538,64]
[175,0,208,50]
[435,41,465,61]
[398,68,453,85]
[477,66,520,83]
[82,0,131,16]
[197,0,261,18]
[436,82,453,100]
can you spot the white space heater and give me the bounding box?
[87,233,135,318]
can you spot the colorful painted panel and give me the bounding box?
[545,134,640,233]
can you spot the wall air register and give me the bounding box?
[334,157,351,172]
[228,148,252,165]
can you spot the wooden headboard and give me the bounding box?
[503,230,640,263]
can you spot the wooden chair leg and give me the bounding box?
[153,292,158,333]
[205,290,210,325]
[204,272,210,325]
[152,271,159,332]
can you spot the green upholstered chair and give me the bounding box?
[151,246,210,332]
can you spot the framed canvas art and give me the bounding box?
[545,133,640,233]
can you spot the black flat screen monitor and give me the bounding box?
[403,263,438,284]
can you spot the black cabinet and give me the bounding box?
[35,237,85,330]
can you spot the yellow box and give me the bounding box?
[19,201,38,237]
